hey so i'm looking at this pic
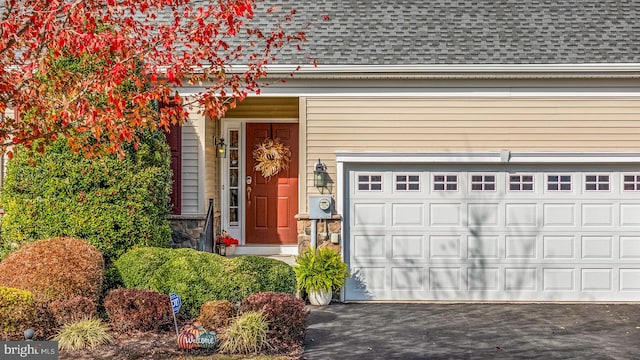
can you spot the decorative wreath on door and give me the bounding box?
[252,138,291,179]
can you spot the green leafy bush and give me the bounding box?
[294,246,349,293]
[48,296,97,326]
[240,292,308,351]
[113,247,296,318]
[230,255,297,295]
[112,246,176,289]
[0,130,173,263]
[0,237,104,302]
[0,286,37,340]
[219,311,270,355]
[103,288,173,332]
[197,300,237,333]
[53,318,113,351]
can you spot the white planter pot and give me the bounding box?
[225,245,236,256]
[308,288,332,306]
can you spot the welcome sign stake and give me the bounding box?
[169,293,182,336]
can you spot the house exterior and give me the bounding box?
[171,1,640,302]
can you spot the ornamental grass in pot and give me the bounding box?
[293,246,349,305]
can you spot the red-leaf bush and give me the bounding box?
[0,237,104,303]
[197,300,237,333]
[240,292,308,351]
[104,288,172,332]
[48,296,97,326]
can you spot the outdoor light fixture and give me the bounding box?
[314,159,328,192]
[214,137,227,158]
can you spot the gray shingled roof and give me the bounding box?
[245,0,640,65]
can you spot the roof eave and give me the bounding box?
[231,64,640,80]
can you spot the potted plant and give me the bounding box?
[293,246,349,306]
[216,231,239,256]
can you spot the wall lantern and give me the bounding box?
[314,159,328,192]
[214,137,227,158]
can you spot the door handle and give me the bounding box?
[247,186,252,205]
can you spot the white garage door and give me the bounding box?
[344,163,640,301]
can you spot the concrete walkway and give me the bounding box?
[303,303,640,360]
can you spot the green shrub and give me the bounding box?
[197,300,237,333]
[240,292,308,351]
[219,311,270,355]
[112,246,176,289]
[0,237,104,302]
[53,318,113,351]
[112,247,297,318]
[0,286,37,340]
[294,246,349,293]
[48,296,97,326]
[0,130,173,263]
[103,288,173,332]
[230,255,297,295]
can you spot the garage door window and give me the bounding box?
[433,174,457,191]
[546,174,572,191]
[585,174,610,191]
[471,174,496,191]
[357,174,383,191]
[509,174,534,191]
[395,174,420,191]
[623,174,640,191]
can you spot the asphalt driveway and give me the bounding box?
[303,303,640,360]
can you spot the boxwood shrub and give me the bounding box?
[113,247,296,318]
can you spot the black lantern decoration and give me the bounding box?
[214,137,227,158]
[314,159,328,192]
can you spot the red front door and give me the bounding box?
[245,123,299,244]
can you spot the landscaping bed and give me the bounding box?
[58,329,302,359]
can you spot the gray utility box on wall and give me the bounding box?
[309,195,334,219]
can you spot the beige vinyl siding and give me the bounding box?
[181,122,200,214]
[304,97,640,196]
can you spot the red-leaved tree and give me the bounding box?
[0,0,311,156]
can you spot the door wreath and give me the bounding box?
[252,138,291,179]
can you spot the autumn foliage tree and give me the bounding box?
[0,0,311,157]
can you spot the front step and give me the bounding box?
[234,245,298,256]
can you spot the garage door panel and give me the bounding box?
[581,204,614,226]
[391,235,425,259]
[430,203,462,226]
[468,235,500,259]
[430,235,462,259]
[346,165,640,301]
[353,203,386,226]
[543,236,575,259]
[467,267,500,291]
[391,203,426,227]
[543,203,576,226]
[505,203,538,227]
[392,267,425,291]
[620,236,640,259]
[543,268,575,291]
[620,269,640,291]
[505,235,537,259]
[429,268,462,291]
[468,203,500,227]
[581,236,613,259]
[353,234,386,259]
[620,204,640,226]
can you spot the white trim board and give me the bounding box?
[335,151,640,165]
